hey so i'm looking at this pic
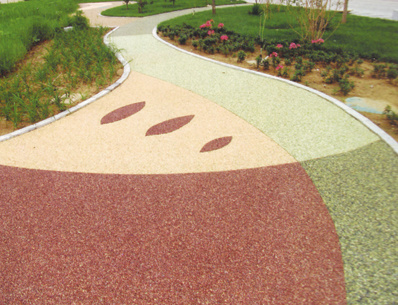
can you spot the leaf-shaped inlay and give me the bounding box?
[200,136,233,153]
[101,102,145,124]
[146,115,194,136]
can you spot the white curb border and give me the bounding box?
[153,27,398,154]
[0,26,130,143]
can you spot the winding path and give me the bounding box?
[0,3,397,304]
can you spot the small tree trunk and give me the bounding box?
[212,0,216,15]
[342,0,349,23]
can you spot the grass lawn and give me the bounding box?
[0,0,78,75]
[159,5,398,63]
[101,0,246,17]
[78,0,120,2]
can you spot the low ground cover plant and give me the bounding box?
[101,0,245,17]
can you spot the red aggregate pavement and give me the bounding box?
[0,163,346,304]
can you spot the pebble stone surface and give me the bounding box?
[0,2,397,304]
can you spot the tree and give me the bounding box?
[137,0,148,13]
[123,0,130,10]
[283,0,343,41]
[342,0,348,23]
[212,0,216,15]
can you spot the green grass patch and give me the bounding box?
[78,0,120,2]
[0,0,78,76]
[159,5,398,62]
[101,0,245,17]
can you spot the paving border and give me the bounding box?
[153,27,398,155]
[0,26,131,143]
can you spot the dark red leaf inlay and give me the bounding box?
[200,136,233,153]
[146,115,194,136]
[101,102,145,124]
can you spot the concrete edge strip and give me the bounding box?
[152,27,398,154]
[0,26,131,143]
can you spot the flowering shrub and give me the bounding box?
[276,64,284,76]
[312,38,325,44]
[218,23,224,28]
[276,44,283,49]
[289,42,301,49]
[200,19,213,29]
[220,35,228,41]
[208,30,215,36]
[269,52,278,58]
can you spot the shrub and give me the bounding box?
[256,55,262,69]
[178,35,187,45]
[349,64,364,77]
[69,11,89,30]
[248,3,262,16]
[262,58,270,70]
[303,60,315,72]
[339,76,355,95]
[237,50,246,62]
[383,105,398,126]
[387,65,398,81]
[372,64,387,78]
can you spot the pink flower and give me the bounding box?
[218,23,224,28]
[276,44,283,48]
[200,20,213,29]
[269,52,278,58]
[289,42,298,49]
[220,35,229,41]
[276,64,283,71]
[312,38,324,44]
[297,43,301,47]
[208,30,215,36]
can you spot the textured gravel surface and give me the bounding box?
[110,34,379,162]
[0,3,396,304]
[0,163,346,304]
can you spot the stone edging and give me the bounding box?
[0,26,131,143]
[153,27,398,154]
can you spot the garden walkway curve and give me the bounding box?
[0,3,397,304]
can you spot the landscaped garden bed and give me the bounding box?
[158,4,398,140]
[0,1,123,135]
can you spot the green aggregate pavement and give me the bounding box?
[302,141,397,304]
